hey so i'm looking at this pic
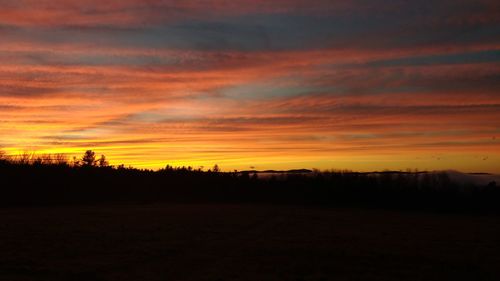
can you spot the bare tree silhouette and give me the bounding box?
[54,154,68,166]
[0,150,7,164]
[17,152,34,165]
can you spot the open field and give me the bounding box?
[1,204,499,281]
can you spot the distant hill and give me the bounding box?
[241,169,313,174]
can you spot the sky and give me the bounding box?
[1,0,499,172]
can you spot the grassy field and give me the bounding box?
[1,204,499,281]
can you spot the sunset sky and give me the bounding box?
[1,0,499,172]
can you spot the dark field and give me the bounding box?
[1,204,499,281]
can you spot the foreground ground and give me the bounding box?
[1,204,499,281]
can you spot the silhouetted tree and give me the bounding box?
[72,156,81,167]
[98,155,109,167]
[213,164,220,173]
[17,152,33,165]
[32,155,44,166]
[54,154,68,166]
[81,150,97,167]
[0,150,7,165]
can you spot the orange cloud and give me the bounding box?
[1,1,499,172]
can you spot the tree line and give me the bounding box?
[0,150,223,172]
[0,149,498,212]
[0,150,108,167]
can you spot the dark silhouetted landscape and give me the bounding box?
[2,1,500,280]
[1,151,500,280]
